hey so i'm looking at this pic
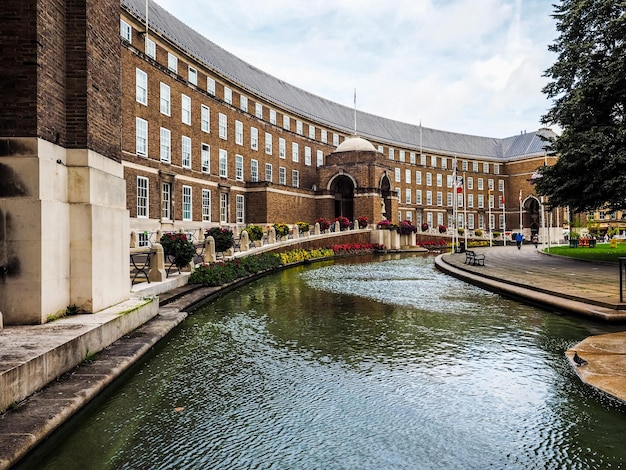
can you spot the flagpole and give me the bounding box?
[463,171,468,249]
[502,180,506,246]
[519,190,523,233]
[488,189,492,247]
[452,157,457,254]
[353,88,357,135]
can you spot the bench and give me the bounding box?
[464,250,485,266]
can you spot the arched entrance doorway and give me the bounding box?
[380,174,392,221]
[524,197,541,234]
[330,175,355,220]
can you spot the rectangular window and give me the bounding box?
[145,37,156,59]
[389,148,395,160]
[410,152,416,164]
[304,146,311,166]
[292,142,299,162]
[416,190,422,205]
[201,143,210,173]
[202,189,211,222]
[283,114,290,130]
[447,192,453,207]
[188,66,197,85]
[467,177,474,190]
[333,133,339,146]
[441,157,447,169]
[167,53,178,73]
[468,214,475,230]
[181,94,191,125]
[426,172,432,186]
[478,194,484,208]
[269,109,276,125]
[489,213,495,230]
[250,127,258,150]
[162,183,171,220]
[483,162,489,173]
[399,150,405,162]
[292,170,299,188]
[219,113,227,140]
[265,163,273,182]
[468,194,474,208]
[478,178,484,190]
[235,120,243,145]
[137,176,148,218]
[416,171,422,185]
[462,160,469,171]
[488,178,494,190]
[219,149,228,177]
[405,188,412,204]
[201,105,210,133]
[279,138,286,159]
[236,194,245,224]
[120,19,132,42]
[207,77,216,95]
[426,190,433,206]
[499,214,505,229]
[473,161,479,172]
[160,127,171,163]
[160,83,170,116]
[181,136,192,169]
[265,133,273,154]
[494,163,500,175]
[395,168,401,182]
[431,155,437,167]
[224,86,232,104]
[309,125,315,139]
[447,175,453,188]
[135,117,148,157]
[436,174,443,187]
[457,193,463,208]
[479,214,485,229]
[136,68,147,105]
[498,179,505,192]
[255,102,263,119]
[235,154,244,181]
[296,120,303,135]
[251,159,259,182]
[437,191,443,206]
[240,95,248,112]
[406,211,413,222]
[182,185,192,221]
[321,129,328,144]
[220,193,228,223]
[420,154,427,166]
[316,149,324,167]
[437,213,444,227]
[279,166,286,185]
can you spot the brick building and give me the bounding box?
[0,0,561,325]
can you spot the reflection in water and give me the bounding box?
[21,254,626,470]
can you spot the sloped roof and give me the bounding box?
[122,0,555,161]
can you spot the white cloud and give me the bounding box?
[153,0,556,137]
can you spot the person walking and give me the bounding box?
[516,232,523,250]
[532,233,539,248]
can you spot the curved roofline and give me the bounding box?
[122,0,557,161]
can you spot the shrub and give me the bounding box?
[356,216,369,228]
[315,217,331,231]
[244,224,264,242]
[474,229,483,237]
[493,231,501,238]
[377,219,391,229]
[438,225,447,234]
[273,223,291,238]
[189,253,282,286]
[205,227,235,253]
[399,220,418,235]
[421,222,429,232]
[458,228,465,235]
[296,221,310,233]
[160,232,196,269]
[334,216,351,230]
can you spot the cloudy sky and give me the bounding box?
[153,0,558,138]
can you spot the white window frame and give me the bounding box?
[265,163,273,182]
[181,135,192,169]
[145,37,156,59]
[405,188,412,204]
[296,120,303,135]
[235,154,244,181]
[395,168,401,182]
[182,185,192,221]
[416,171,422,185]
[161,182,171,220]
[160,82,170,116]
[265,133,272,155]
[420,154,427,166]
[201,105,210,133]
[167,53,178,73]
[279,166,286,185]
[292,170,299,188]
[201,143,210,173]
[400,150,405,162]
[202,189,211,222]
[250,127,258,151]
[321,130,328,144]
[218,113,227,140]
[120,20,132,42]
[137,176,148,218]
[269,109,276,125]
[333,133,339,146]
[309,125,315,139]
[235,120,243,145]
[283,114,290,130]
[292,142,299,162]
[181,94,191,125]
[316,149,323,167]
[207,77,216,96]
[188,66,197,85]
[236,194,245,224]
[219,149,228,177]
[255,102,263,119]
[251,159,259,182]
[136,68,147,105]
[304,146,311,166]
[416,190,422,205]
[135,117,148,157]
[389,148,395,160]
[240,95,248,112]
[224,86,232,104]
[160,127,171,163]
[426,190,433,206]
[279,138,286,159]
[220,193,228,223]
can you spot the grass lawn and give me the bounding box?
[543,243,626,263]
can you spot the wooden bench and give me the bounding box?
[464,250,485,266]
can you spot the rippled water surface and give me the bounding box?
[22,254,626,469]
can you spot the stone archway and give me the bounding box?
[330,174,355,220]
[380,174,392,220]
[524,197,541,234]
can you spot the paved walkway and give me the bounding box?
[437,244,626,404]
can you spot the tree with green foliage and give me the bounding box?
[536,0,626,213]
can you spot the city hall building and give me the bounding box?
[0,0,560,324]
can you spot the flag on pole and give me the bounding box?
[456,176,463,193]
[501,195,505,204]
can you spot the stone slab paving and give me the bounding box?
[438,245,626,404]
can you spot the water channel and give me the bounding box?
[20,254,626,469]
